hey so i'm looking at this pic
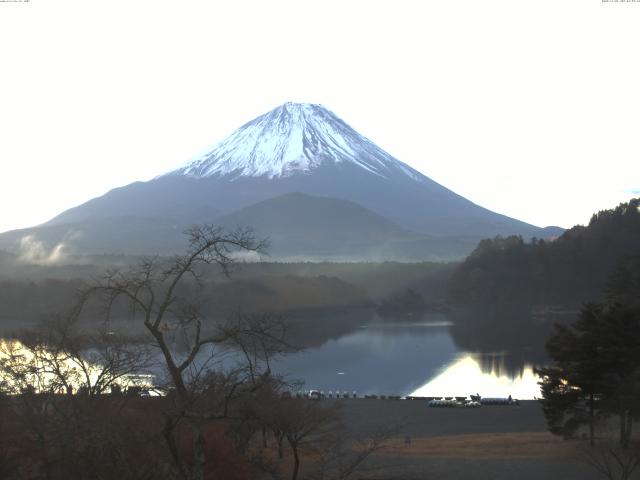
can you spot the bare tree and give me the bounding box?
[83,227,264,393]
[266,398,340,480]
[0,392,17,480]
[309,426,397,480]
[0,312,154,405]
[581,440,640,480]
[79,225,300,480]
[0,313,161,480]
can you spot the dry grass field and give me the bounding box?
[379,431,573,459]
[315,400,627,480]
[250,400,635,479]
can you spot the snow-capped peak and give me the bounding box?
[168,102,424,182]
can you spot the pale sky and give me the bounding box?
[1,0,639,234]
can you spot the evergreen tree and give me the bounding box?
[449,198,640,307]
[537,302,640,446]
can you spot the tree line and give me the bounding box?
[448,198,640,308]
[0,274,370,328]
[536,244,640,479]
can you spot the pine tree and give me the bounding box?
[537,302,640,446]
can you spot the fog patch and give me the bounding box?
[229,249,264,262]
[17,230,83,265]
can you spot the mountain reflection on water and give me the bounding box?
[410,355,540,399]
[0,339,155,393]
[0,307,555,399]
[275,308,551,399]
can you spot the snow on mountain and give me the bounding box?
[170,102,424,182]
[3,100,560,259]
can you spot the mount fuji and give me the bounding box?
[173,102,425,181]
[0,102,561,259]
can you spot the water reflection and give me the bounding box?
[1,307,552,399]
[276,309,547,399]
[410,354,540,399]
[275,317,459,395]
[448,304,551,377]
[0,339,154,394]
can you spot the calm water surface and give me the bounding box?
[0,311,545,399]
[273,313,542,399]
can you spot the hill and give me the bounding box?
[447,198,640,307]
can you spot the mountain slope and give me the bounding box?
[2,102,561,259]
[217,192,412,241]
[0,216,188,256]
[214,192,476,260]
[0,194,476,260]
[46,103,553,238]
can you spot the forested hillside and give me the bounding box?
[448,198,640,307]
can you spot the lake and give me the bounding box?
[274,311,543,399]
[0,309,549,400]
